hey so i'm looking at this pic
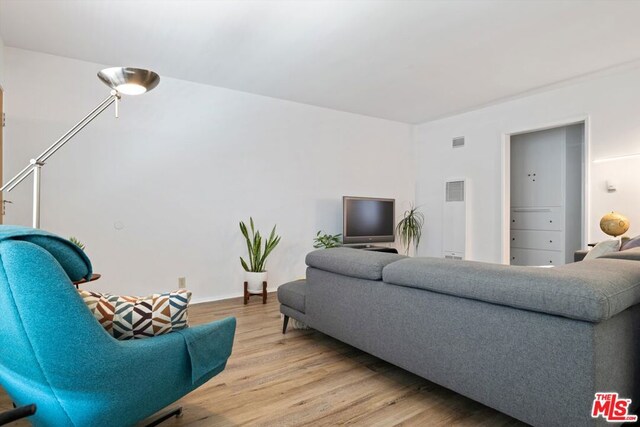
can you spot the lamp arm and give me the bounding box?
[0,92,120,193]
[0,163,34,192]
[39,92,118,162]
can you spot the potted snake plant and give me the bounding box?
[396,204,424,256]
[239,217,281,292]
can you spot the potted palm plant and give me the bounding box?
[313,231,342,249]
[396,204,424,255]
[240,217,282,292]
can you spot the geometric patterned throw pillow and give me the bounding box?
[78,289,191,340]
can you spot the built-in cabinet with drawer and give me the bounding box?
[510,124,583,266]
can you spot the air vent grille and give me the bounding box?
[452,137,465,148]
[445,255,463,260]
[446,180,465,202]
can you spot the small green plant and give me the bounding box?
[396,204,424,255]
[69,237,85,251]
[239,217,281,272]
[313,231,342,249]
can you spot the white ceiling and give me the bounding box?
[2,0,640,124]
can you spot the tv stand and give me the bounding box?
[348,245,398,254]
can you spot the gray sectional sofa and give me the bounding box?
[278,247,640,427]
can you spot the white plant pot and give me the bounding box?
[245,271,268,293]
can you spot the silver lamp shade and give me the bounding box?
[98,67,160,95]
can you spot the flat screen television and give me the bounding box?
[343,196,395,244]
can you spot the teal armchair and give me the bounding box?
[0,226,236,426]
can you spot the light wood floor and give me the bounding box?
[1,294,525,426]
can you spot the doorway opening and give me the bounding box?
[503,120,588,266]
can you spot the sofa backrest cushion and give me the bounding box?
[306,248,405,281]
[599,247,640,261]
[382,257,640,322]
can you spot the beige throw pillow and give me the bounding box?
[584,239,621,260]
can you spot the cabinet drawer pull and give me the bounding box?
[512,208,552,213]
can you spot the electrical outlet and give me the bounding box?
[178,277,186,289]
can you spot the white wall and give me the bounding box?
[0,3,5,87]
[0,0,4,85]
[3,48,414,301]
[414,66,640,263]
[0,35,5,86]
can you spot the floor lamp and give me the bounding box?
[0,67,160,228]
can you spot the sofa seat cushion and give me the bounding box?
[278,279,307,313]
[306,248,405,280]
[383,257,640,322]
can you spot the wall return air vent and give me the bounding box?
[443,179,466,260]
[446,180,465,202]
[452,137,465,148]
